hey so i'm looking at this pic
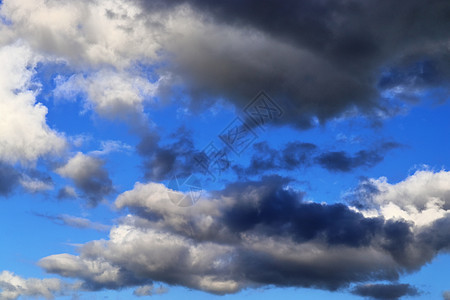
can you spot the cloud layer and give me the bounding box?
[3,0,449,129]
[39,170,450,295]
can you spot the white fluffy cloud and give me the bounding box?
[0,271,68,300]
[0,43,65,164]
[54,70,159,121]
[0,0,161,68]
[355,170,450,227]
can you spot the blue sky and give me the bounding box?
[0,1,450,299]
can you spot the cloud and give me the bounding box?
[137,127,207,181]
[35,213,110,232]
[351,283,420,300]
[443,290,450,300]
[55,152,113,205]
[0,271,69,300]
[315,142,401,172]
[234,141,399,176]
[136,0,450,126]
[133,284,168,297]
[57,186,78,200]
[89,140,132,156]
[233,141,317,176]
[0,0,161,68]
[4,0,450,129]
[0,43,66,165]
[39,171,450,295]
[352,169,450,227]
[0,163,20,196]
[19,170,53,193]
[54,70,159,125]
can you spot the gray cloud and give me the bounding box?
[315,142,401,172]
[443,290,450,300]
[137,127,224,181]
[233,141,317,176]
[39,171,450,295]
[55,153,113,206]
[19,169,53,193]
[57,186,78,200]
[0,163,20,196]
[351,283,420,300]
[233,141,399,176]
[134,0,450,127]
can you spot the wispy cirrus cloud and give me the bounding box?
[34,213,110,232]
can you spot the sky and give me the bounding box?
[0,0,450,299]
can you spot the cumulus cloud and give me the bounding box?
[352,169,450,227]
[39,171,450,295]
[0,43,66,165]
[0,271,69,300]
[56,153,113,205]
[351,283,420,300]
[0,0,161,68]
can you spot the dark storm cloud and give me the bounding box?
[0,163,20,196]
[351,283,420,300]
[219,176,384,248]
[134,0,450,127]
